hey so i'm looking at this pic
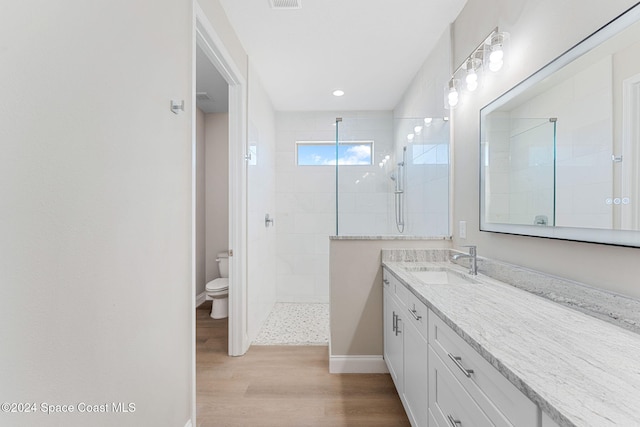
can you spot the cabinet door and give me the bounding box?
[404,320,428,427]
[384,288,404,391]
[429,346,493,427]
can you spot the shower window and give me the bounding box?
[296,141,373,166]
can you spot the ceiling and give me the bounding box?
[196,45,229,113]
[216,0,467,111]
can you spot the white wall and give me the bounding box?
[247,66,277,340]
[449,0,640,298]
[0,1,193,425]
[0,0,253,425]
[204,114,229,281]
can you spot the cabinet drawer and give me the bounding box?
[383,268,407,307]
[404,290,428,341]
[429,346,493,427]
[429,311,538,427]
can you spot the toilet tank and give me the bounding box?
[216,252,229,278]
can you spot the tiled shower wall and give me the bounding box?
[274,111,394,303]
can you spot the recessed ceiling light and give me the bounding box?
[332,89,345,97]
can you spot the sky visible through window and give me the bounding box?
[297,141,373,166]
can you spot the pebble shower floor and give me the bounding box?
[253,303,329,345]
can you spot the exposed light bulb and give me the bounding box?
[487,32,506,72]
[446,78,460,108]
[407,133,415,141]
[448,88,459,107]
[489,58,503,72]
[414,125,423,135]
[489,47,503,63]
[379,162,384,168]
[384,155,390,160]
[466,69,478,91]
[424,117,433,125]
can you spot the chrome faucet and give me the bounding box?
[451,245,477,275]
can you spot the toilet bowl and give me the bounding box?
[205,252,229,319]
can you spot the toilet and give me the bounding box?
[205,252,229,319]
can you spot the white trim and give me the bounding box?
[194,2,249,358]
[329,355,389,374]
[190,3,197,425]
[184,420,193,427]
[195,291,207,307]
[622,74,640,231]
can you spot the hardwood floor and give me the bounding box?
[196,302,411,427]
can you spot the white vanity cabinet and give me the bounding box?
[383,269,429,427]
[383,266,542,427]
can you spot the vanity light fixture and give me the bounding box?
[446,78,460,108]
[465,55,482,92]
[445,28,509,108]
[487,32,506,72]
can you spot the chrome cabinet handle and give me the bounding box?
[392,312,397,332]
[448,353,474,377]
[447,414,462,427]
[408,305,422,321]
[395,314,402,336]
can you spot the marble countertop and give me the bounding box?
[382,259,640,427]
[329,235,451,240]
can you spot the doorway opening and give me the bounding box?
[192,2,249,424]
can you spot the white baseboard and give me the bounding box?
[195,291,207,307]
[329,355,389,374]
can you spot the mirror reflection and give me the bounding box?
[480,4,640,246]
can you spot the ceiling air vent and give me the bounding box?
[269,0,301,10]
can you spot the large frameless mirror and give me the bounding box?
[480,3,640,247]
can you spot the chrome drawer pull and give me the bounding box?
[383,278,390,285]
[395,315,402,336]
[408,306,422,321]
[448,353,474,377]
[392,312,397,332]
[447,414,462,427]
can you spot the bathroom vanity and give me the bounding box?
[382,249,640,427]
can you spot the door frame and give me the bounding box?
[191,1,249,423]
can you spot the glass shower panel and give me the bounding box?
[334,115,450,236]
[335,113,395,236]
[394,117,450,236]
[484,117,556,226]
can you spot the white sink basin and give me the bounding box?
[410,270,474,285]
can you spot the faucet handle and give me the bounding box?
[461,245,476,255]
